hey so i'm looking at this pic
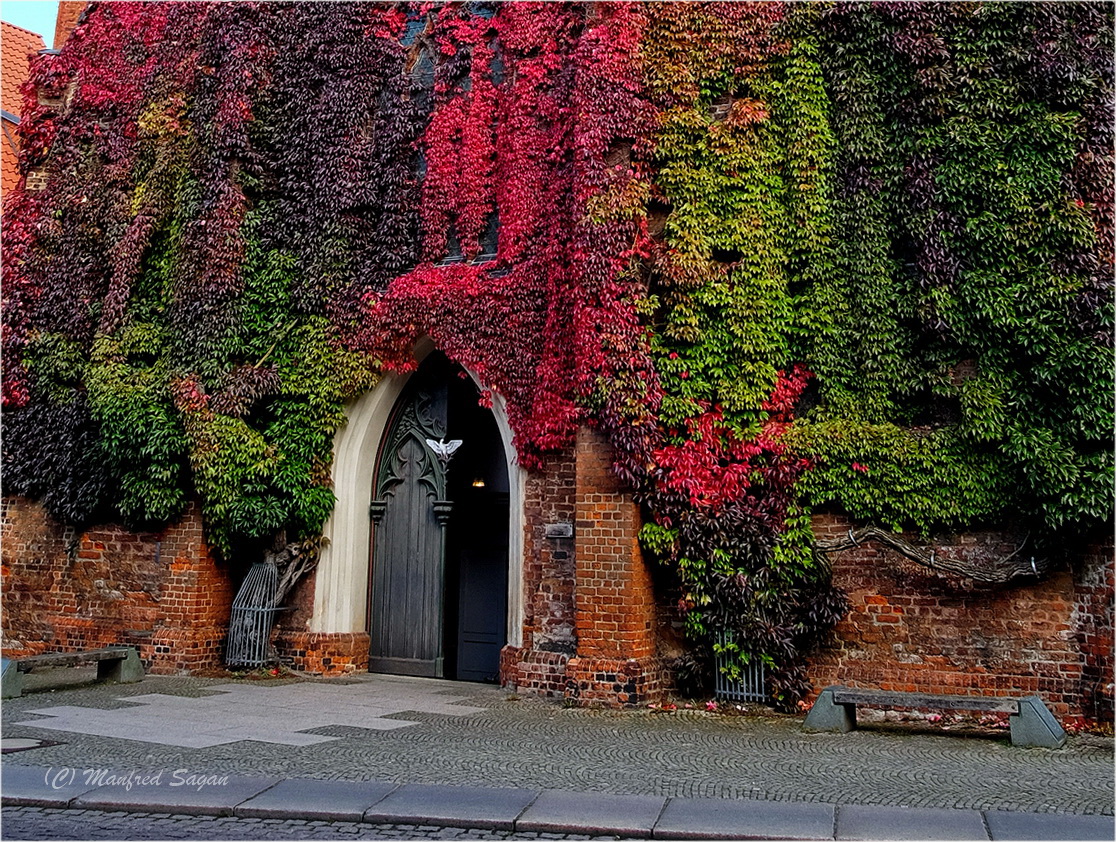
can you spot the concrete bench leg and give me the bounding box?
[1009,696,1067,749]
[96,649,145,685]
[1,658,24,699]
[803,687,856,732]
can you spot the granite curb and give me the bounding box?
[2,766,1113,840]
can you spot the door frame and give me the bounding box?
[309,338,525,652]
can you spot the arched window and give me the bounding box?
[399,2,502,267]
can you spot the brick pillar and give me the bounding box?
[499,450,579,697]
[54,2,87,49]
[567,427,665,705]
[147,503,234,673]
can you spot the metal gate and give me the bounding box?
[226,561,280,668]
[714,632,768,703]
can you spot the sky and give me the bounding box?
[1,1,59,48]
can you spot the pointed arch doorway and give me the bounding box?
[367,351,510,682]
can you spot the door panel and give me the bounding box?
[454,497,509,682]
[368,373,449,677]
[443,374,509,683]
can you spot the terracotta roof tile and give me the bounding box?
[2,21,46,199]
[2,21,46,115]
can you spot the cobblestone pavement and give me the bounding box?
[3,674,1112,816]
[0,807,609,840]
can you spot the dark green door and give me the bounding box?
[368,362,451,677]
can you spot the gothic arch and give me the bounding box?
[310,338,525,650]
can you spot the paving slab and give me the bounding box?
[70,773,281,816]
[364,783,539,829]
[16,680,482,748]
[654,796,836,840]
[0,764,100,807]
[836,804,989,840]
[236,777,397,821]
[984,810,1116,841]
[516,789,666,836]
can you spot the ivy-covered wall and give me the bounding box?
[3,2,1111,707]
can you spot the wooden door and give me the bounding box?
[442,376,509,683]
[368,369,451,677]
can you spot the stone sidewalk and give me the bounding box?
[2,672,1113,840]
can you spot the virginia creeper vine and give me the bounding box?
[2,1,1110,706]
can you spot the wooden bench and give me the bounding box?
[802,685,1066,748]
[1,647,144,699]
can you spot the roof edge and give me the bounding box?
[1,20,47,46]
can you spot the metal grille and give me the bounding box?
[714,633,768,703]
[226,561,280,668]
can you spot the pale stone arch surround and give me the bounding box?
[310,338,525,649]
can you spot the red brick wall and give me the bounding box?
[807,512,1114,724]
[567,427,665,704]
[2,496,234,672]
[501,646,569,697]
[10,458,1103,720]
[270,561,372,675]
[574,427,656,661]
[498,450,579,696]
[275,631,370,675]
[502,429,668,705]
[1073,540,1115,723]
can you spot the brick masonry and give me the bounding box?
[564,427,667,704]
[3,445,1111,722]
[1,496,233,673]
[498,428,669,705]
[54,1,87,49]
[271,570,371,674]
[274,631,371,675]
[494,449,579,698]
[521,450,578,655]
[807,512,1114,723]
[500,646,569,698]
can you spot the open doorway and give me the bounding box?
[367,352,509,682]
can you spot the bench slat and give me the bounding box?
[16,647,132,671]
[830,687,1019,714]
